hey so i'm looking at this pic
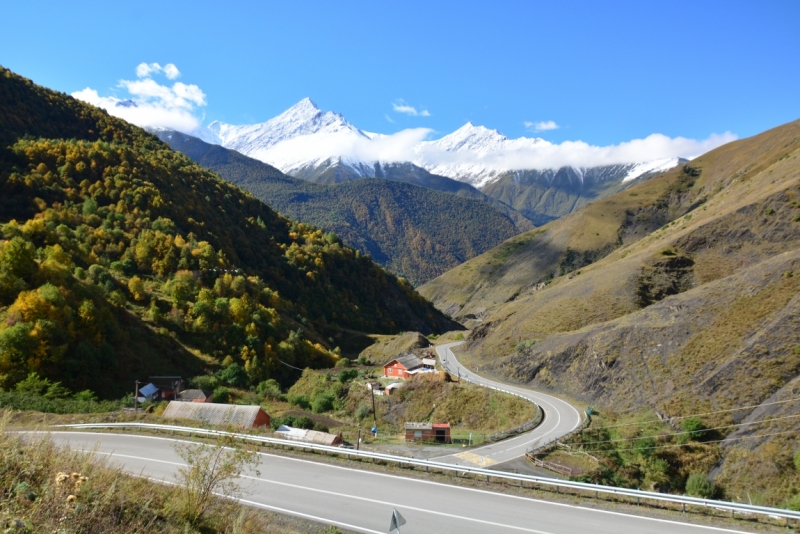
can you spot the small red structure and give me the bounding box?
[405,422,451,443]
[383,354,423,379]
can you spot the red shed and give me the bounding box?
[383,354,423,380]
[405,422,451,443]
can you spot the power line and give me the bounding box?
[606,429,798,453]
[597,397,800,429]
[569,413,800,447]
[278,359,306,371]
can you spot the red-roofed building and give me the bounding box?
[404,422,451,443]
[383,354,423,379]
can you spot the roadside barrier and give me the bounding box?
[55,422,800,525]
[439,348,548,442]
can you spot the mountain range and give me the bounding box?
[188,98,680,190]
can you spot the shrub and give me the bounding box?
[685,472,716,498]
[211,386,234,404]
[338,369,358,384]
[217,363,248,388]
[190,375,219,391]
[270,415,315,430]
[454,333,464,341]
[256,379,282,400]
[334,358,350,368]
[680,417,706,440]
[174,436,259,525]
[287,394,310,410]
[312,393,335,414]
[788,493,800,511]
[794,450,800,471]
[355,402,372,420]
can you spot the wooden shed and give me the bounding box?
[162,401,270,428]
[405,422,451,443]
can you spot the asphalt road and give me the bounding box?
[45,432,756,534]
[433,342,583,468]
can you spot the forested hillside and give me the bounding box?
[422,118,800,505]
[156,130,533,285]
[0,67,456,398]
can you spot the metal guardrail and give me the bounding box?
[55,422,800,524]
[527,412,592,456]
[487,404,542,442]
[439,353,548,442]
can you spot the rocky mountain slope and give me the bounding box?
[156,130,533,285]
[419,117,800,504]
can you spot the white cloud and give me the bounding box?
[72,63,205,132]
[525,120,559,132]
[135,62,181,80]
[392,99,431,117]
[248,124,735,176]
[415,131,737,171]
[384,114,395,124]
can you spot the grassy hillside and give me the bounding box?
[0,66,456,398]
[424,118,800,505]
[284,368,537,437]
[157,130,533,285]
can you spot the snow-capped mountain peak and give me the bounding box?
[196,97,368,157]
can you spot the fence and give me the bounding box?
[54,422,800,525]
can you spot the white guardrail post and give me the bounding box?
[54,422,800,524]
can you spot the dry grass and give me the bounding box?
[0,412,344,533]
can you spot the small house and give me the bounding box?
[405,422,451,443]
[177,389,213,403]
[383,354,423,379]
[422,357,436,369]
[149,376,184,399]
[161,401,270,428]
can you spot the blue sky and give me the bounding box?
[2,0,798,147]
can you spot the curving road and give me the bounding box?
[44,432,755,534]
[433,342,583,468]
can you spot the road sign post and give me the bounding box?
[388,508,406,533]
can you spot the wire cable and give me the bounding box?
[568,413,800,447]
[597,397,800,429]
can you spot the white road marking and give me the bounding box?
[52,432,755,533]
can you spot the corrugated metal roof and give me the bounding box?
[275,425,342,446]
[162,401,267,427]
[386,354,423,370]
[405,422,433,430]
[177,389,211,401]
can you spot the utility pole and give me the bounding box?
[356,427,361,450]
[371,386,377,431]
[134,380,139,414]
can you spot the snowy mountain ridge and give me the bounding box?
[192,99,682,188]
